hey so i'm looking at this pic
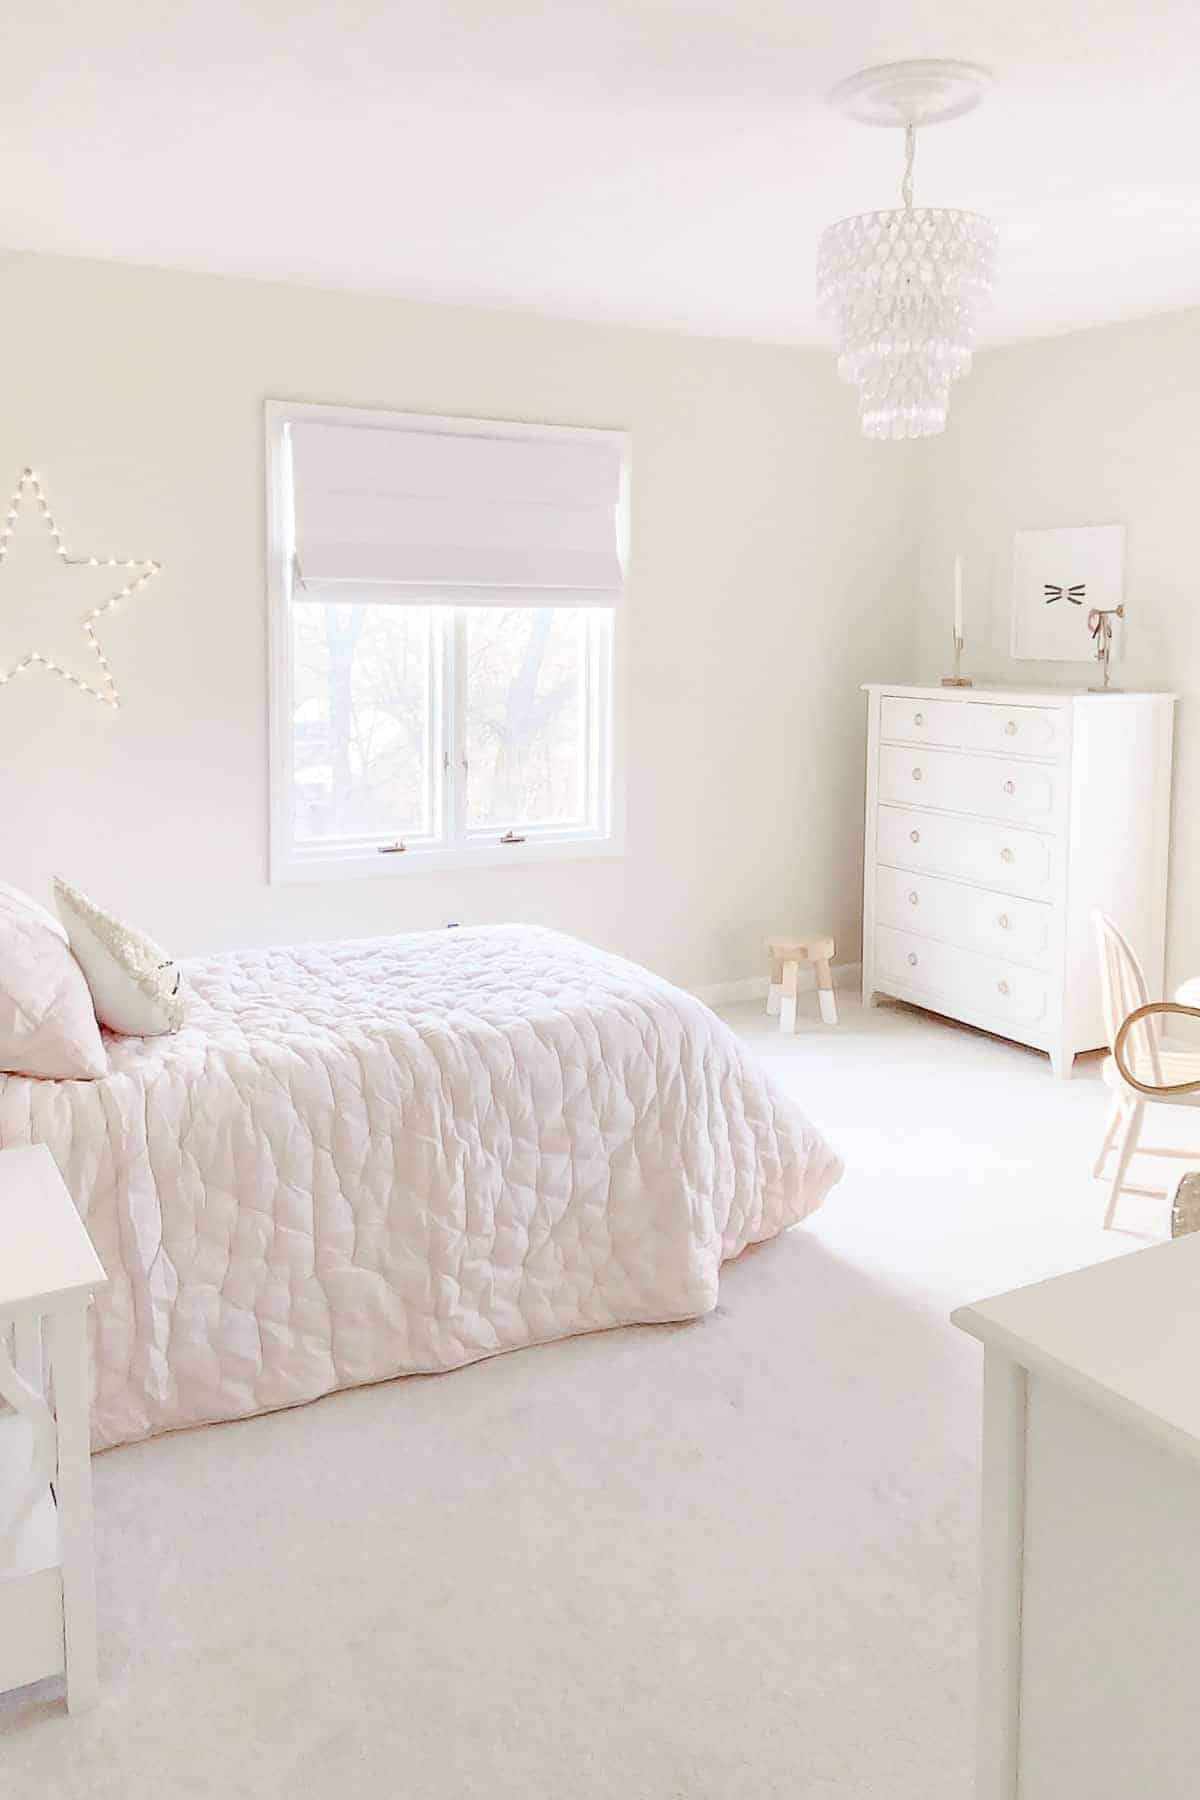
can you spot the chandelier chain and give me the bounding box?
[901,124,916,213]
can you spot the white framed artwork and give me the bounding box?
[1010,523,1125,663]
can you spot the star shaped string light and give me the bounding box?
[0,468,162,709]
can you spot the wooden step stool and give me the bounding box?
[765,934,838,1032]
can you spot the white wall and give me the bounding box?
[916,307,1200,985]
[0,250,918,992]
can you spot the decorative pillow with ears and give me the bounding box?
[54,877,185,1037]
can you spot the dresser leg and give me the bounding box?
[49,1306,99,1713]
[1049,1046,1074,1079]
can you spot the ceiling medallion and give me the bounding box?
[817,59,998,440]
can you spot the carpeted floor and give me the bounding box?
[2,996,1180,1798]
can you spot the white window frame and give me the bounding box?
[266,400,629,884]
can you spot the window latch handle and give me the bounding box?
[499,831,526,845]
[377,841,407,854]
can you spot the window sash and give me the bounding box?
[290,603,446,854]
[284,602,611,865]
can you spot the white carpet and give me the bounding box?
[2,996,1181,1798]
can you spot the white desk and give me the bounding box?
[954,1237,1200,1799]
[0,1144,106,1711]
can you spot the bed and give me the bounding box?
[0,924,842,1450]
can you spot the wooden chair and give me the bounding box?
[1092,910,1200,1229]
[765,934,837,1033]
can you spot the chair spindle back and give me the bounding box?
[1093,910,1162,1085]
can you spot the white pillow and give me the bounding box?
[0,880,107,1078]
[54,878,185,1037]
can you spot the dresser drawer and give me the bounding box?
[876,926,1051,1029]
[875,866,1054,970]
[876,805,1059,901]
[963,702,1066,760]
[880,695,964,747]
[878,744,1059,828]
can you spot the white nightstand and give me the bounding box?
[0,1144,106,1712]
[955,1236,1200,1799]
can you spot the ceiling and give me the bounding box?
[6,0,1200,348]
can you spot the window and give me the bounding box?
[268,404,626,879]
[288,599,610,859]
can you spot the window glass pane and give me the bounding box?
[464,608,588,829]
[291,601,434,845]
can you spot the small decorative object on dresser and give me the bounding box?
[941,552,973,688]
[861,684,1175,1077]
[1087,603,1125,691]
[0,1145,106,1712]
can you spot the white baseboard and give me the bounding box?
[693,961,862,1009]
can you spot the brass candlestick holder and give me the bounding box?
[941,632,973,688]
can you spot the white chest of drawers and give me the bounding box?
[862,684,1175,1077]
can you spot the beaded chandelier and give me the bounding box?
[817,61,998,441]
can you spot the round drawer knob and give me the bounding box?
[907,952,918,967]
[998,913,1011,930]
[914,711,924,726]
[910,829,920,843]
[997,979,1011,996]
[912,767,923,782]
[1004,720,1017,736]
[1003,779,1016,795]
[908,891,919,906]
[1001,847,1014,863]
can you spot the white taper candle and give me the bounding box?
[953,554,964,643]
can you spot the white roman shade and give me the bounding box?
[290,416,626,604]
